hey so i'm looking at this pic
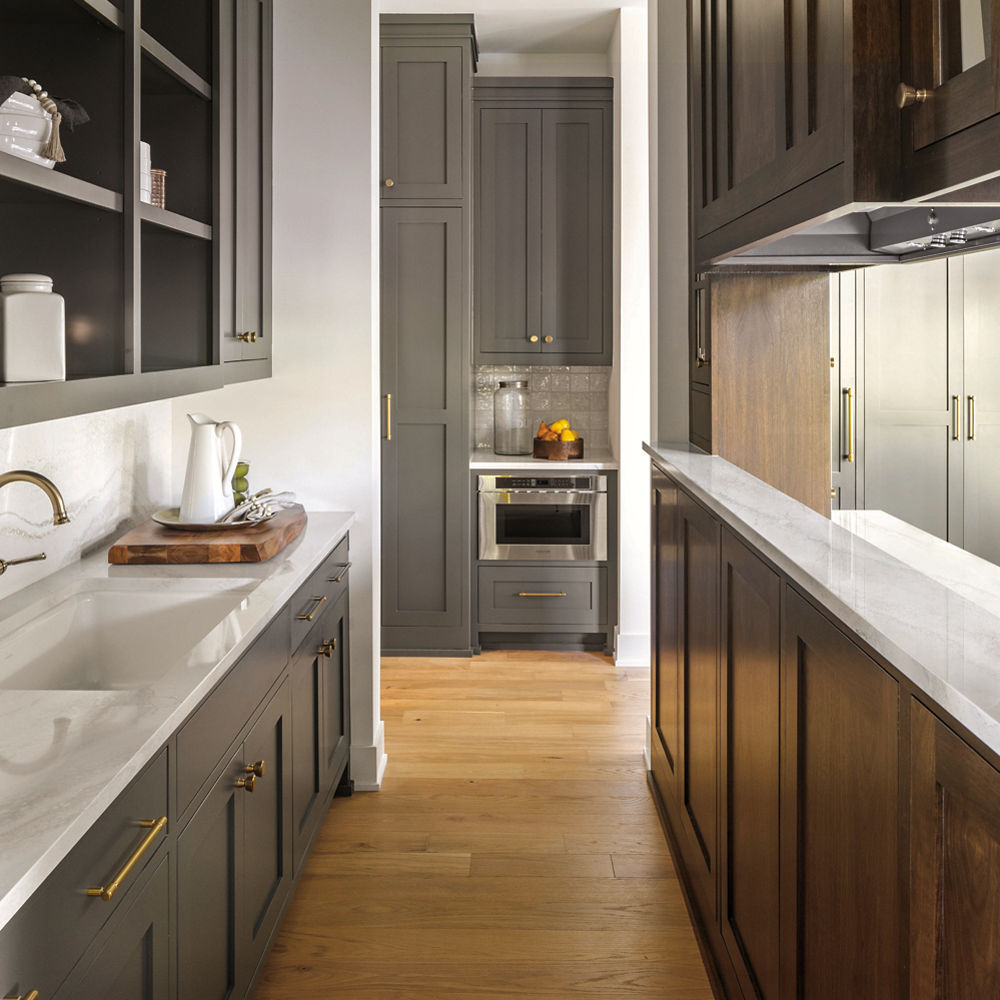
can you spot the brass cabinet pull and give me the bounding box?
[897,82,930,108]
[844,387,855,463]
[318,637,338,657]
[543,335,554,344]
[4,991,39,1000]
[87,817,167,902]
[517,592,567,598]
[245,760,265,778]
[953,395,961,441]
[236,331,257,343]
[529,335,539,343]
[296,595,327,621]
[328,561,352,583]
[385,393,392,441]
[236,774,256,793]
[969,395,977,441]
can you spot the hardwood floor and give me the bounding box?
[253,650,714,999]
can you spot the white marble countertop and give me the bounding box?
[645,442,1000,759]
[470,448,617,471]
[0,511,354,933]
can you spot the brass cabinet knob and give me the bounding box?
[236,774,256,793]
[236,331,257,343]
[529,335,539,343]
[897,82,930,108]
[544,335,553,344]
[384,178,395,187]
[245,760,266,778]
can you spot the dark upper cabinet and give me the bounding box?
[901,0,1000,195]
[221,0,272,370]
[910,699,1000,999]
[380,16,477,201]
[474,79,612,365]
[689,0,899,266]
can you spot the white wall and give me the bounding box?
[609,9,652,668]
[654,0,689,441]
[0,401,171,602]
[172,0,386,790]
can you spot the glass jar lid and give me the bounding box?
[497,379,528,389]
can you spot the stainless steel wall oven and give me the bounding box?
[477,475,608,561]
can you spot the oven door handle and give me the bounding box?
[479,490,604,497]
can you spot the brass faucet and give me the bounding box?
[0,470,70,576]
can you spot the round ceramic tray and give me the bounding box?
[152,507,275,531]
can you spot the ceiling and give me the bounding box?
[381,2,642,54]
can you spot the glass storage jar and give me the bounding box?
[493,379,531,455]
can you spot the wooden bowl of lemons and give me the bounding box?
[533,419,584,460]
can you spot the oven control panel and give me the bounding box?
[480,475,606,492]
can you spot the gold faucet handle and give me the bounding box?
[0,552,46,576]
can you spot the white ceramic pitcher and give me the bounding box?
[179,413,242,523]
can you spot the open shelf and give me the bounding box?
[0,154,122,212]
[139,202,212,240]
[0,0,125,193]
[140,32,212,99]
[141,54,213,225]
[0,183,126,379]
[140,0,213,85]
[141,225,213,372]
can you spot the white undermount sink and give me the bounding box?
[0,578,257,691]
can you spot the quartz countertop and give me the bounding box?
[0,511,354,933]
[471,448,617,471]
[645,442,1000,759]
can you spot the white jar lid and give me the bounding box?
[1,274,54,292]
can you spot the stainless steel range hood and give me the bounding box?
[715,188,1000,268]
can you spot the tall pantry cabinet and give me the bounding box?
[379,16,476,654]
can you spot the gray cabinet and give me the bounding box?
[474,79,612,365]
[380,208,469,653]
[862,250,1000,563]
[222,0,273,371]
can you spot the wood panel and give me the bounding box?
[676,491,720,922]
[710,272,831,516]
[911,699,1000,1000]
[720,529,780,1000]
[253,651,714,999]
[781,587,901,1000]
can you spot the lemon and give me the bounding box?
[550,418,570,433]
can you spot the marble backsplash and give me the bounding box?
[474,365,611,452]
[0,401,172,601]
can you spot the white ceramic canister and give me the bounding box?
[0,273,66,382]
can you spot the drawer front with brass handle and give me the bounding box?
[290,536,350,654]
[0,750,167,1000]
[478,566,607,627]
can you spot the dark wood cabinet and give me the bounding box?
[719,529,781,1000]
[780,587,901,1000]
[910,699,1000,999]
[689,0,898,266]
[674,488,720,923]
[901,0,1000,195]
[474,79,612,365]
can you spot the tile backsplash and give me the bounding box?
[474,365,611,451]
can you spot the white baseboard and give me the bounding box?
[614,630,650,667]
[351,720,387,791]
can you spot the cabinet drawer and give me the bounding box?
[290,535,350,653]
[478,566,607,626]
[0,749,168,1000]
[176,607,289,815]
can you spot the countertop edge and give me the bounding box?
[644,442,1000,761]
[0,511,355,932]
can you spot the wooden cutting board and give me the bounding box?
[108,505,308,564]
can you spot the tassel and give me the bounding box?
[41,109,66,163]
